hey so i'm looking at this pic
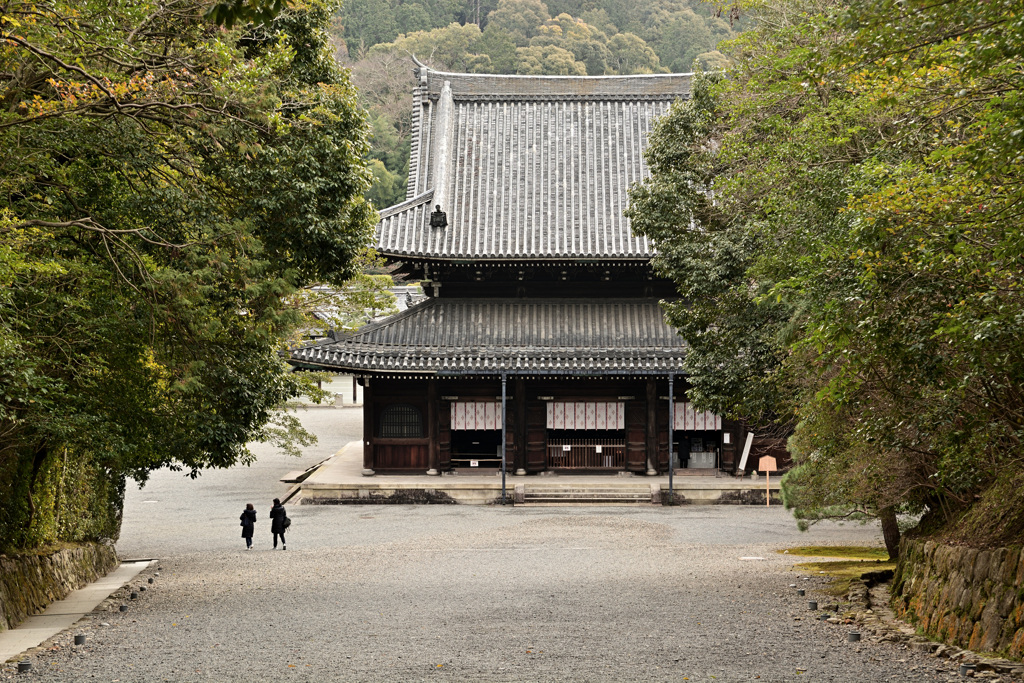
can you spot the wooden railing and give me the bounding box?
[547,438,626,469]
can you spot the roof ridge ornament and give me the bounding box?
[411,55,429,86]
[430,204,448,229]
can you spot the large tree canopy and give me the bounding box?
[0,0,375,550]
[629,0,1024,555]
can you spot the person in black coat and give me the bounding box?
[269,498,287,550]
[240,503,256,550]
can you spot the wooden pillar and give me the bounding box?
[427,377,439,475]
[514,376,527,475]
[645,377,658,475]
[362,379,375,475]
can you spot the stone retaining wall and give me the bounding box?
[0,543,118,632]
[892,538,1024,659]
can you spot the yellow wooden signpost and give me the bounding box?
[759,455,778,507]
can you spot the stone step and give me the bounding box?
[523,491,652,504]
[524,487,652,493]
[524,501,653,506]
[524,494,651,499]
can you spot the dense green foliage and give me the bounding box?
[338,0,735,71]
[0,0,375,551]
[629,0,1024,549]
[337,0,740,206]
[292,250,400,333]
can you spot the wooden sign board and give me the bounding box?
[759,455,778,507]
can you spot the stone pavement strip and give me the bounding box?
[0,561,153,664]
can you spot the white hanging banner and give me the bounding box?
[546,402,624,430]
[451,402,501,430]
[673,403,722,431]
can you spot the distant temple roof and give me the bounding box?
[375,66,691,262]
[289,299,687,376]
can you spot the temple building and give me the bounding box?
[289,63,758,476]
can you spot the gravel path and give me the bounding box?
[0,408,968,682]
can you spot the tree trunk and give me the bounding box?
[26,443,48,529]
[880,506,900,560]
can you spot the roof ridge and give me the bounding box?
[378,189,434,220]
[342,296,439,338]
[419,68,695,82]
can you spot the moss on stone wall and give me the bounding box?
[0,447,124,554]
[0,542,119,632]
[893,538,1024,659]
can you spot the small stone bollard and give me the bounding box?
[819,613,830,621]
[148,578,154,584]
[119,604,128,612]
[130,592,138,600]
[848,632,861,642]
[17,661,31,673]
[139,586,146,592]
[797,588,805,596]
[807,600,818,610]
[959,663,976,677]
[74,635,86,646]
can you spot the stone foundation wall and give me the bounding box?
[0,543,118,632]
[892,538,1024,659]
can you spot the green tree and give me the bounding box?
[630,0,1024,555]
[0,0,375,551]
[368,22,487,72]
[396,3,434,34]
[655,10,714,72]
[579,8,616,35]
[607,32,662,74]
[366,158,408,207]
[486,0,550,45]
[340,0,399,54]
[515,43,586,74]
[476,23,518,72]
[291,251,400,333]
[531,13,609,74]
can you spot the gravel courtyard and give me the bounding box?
[1,408,965,682]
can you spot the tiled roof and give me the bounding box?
[377,68,691,261]
[289,298,687,375]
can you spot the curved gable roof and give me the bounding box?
[376,68,691,262]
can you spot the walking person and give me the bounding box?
[269,498,288,550]
[240,503,256,550]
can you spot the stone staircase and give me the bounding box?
[519,484,655,505]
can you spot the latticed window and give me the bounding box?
[379,404,423,438]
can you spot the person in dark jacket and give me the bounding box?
[269,498,287,550]
[240,503,256,550]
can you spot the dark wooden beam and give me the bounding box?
[645,377,657,475]
[427,377,439,475]
[515,376,527,474]
[363,380,375,475]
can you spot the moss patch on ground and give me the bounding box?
[781,546,894,596]
[793,559,896,596]
[779,545,889,560]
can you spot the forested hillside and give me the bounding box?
[334,0,739,205]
